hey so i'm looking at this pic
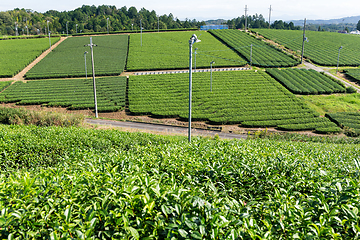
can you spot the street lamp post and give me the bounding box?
[84,51,88,79]
[210,61,215,92]
[188,34,201,142]
[15,22,18,36]
[107,18,109,34]
[194,48,198,72]
[140,19,142,46]
[85,37,98,118]
[250,44,253,66]
[48,31,52,51]
[337,46,343,74]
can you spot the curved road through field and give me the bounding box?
[303,61,360,93]
[86,118,247,140]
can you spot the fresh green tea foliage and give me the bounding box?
[129,71,339,132]
[344,69,360,84]
[126,31,247,71]
[0,38,60,77]
[326,112,360,137]
[0,125,360,238]
[0,77,126,112]
[266,68,346,94]
[25,35,128,79]
[255,29,360,66]
[0,81,12,91]
[209,29,300,67]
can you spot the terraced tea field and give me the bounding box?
[126,31,247,71]
[326,112,360,136]
[25,35,128,79]
[0,37,60,78]
[129,70,339,132]
[255,29,360,66]
[0,77,126,112]
[209,29,300,67]
[266,68,345,94]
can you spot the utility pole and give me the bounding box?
[268,5,272,28]
[210,61,215,92]
[301,18,307,64]
[140,19,142,46]
[244,5,248,32]
[250,44,253,66]
[85,37,98,118]
[84,51,88,79]
[337,46,343,74]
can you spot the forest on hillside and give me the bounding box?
[0,5,303,36]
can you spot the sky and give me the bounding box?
[1,0,359,22]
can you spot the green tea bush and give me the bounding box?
[0,125,359,238]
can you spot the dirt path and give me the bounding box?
[86,118,247,140]
[1,37,67,81]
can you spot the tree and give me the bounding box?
[357,20,360,31]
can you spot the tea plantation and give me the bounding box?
[0,77,126,112]
[129,70,339,132]
[0,125,360,238]
[127,31,247,71]
[0,37,60,78]
[25,35,128,79]
[266,68,345,94]
[255,29,360,66]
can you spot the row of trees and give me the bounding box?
[226,14,300,30]
[0,5,206,36]
[1,5,319,36]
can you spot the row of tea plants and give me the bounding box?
[0,124,359,238]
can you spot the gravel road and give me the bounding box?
[86,118,247,140]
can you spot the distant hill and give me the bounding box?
[291,16,360,26]
[205,19,227,25]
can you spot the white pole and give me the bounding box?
[194,48,198,72]
[301,18,307,64]
[189,39,193,142]
[250,44,253,66]
[210,61,215,92]
[49,31,51,51]
[188,34,201,142]
[337,46,343,74]
[140,19,142,46]
[85,37,98,118]
[107,18,109,34]
[84,51,88,79]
